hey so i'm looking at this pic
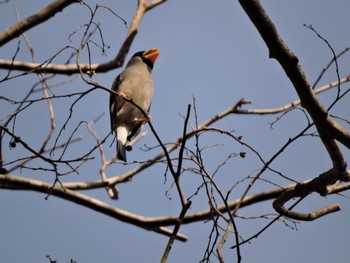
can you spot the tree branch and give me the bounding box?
[0,0,79,47]
[2,172,350,232]
[235,74,350,115]
[0,0,167,75]
[0,173,187,241]
[238,0,350,220]
[60,100,250,190]
[273,169,350,221]
[160,201,191,263]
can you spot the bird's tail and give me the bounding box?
[116,126,128,162]
[117,141,127,162]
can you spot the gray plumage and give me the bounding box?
[110,49,159,162]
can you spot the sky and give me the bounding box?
[1,0,350,262]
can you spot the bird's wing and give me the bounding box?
[126,101,152,142]
[127,122,143,142]
[109,74,126,131]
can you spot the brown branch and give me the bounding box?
[273,169,350,221]
[144,0,168,11]
[0,0,79,47]
[87,115,118,199]
[231,197,304,249]
[148,99,191,262]
[0,122,91,173]
[238,0,350,151]
[0,173,291,226]
[2,173,350,228]
[238,0,350,220]
[236,74,350,115]
[173,104,191,206]
[0,0,167,75]
[6,136,83,174]
[273,191,340,221]
[61,99,250,190]
[160,201,191,263]
[188,137,242,261]
[15,7,58,156]
[0,173,187,241]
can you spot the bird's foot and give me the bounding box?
[134,113,151,123]
[118,91,129,100]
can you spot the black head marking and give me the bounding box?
[132,51,154,69]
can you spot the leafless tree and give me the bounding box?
[1,1,350,262]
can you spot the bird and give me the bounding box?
[109,48,160,162]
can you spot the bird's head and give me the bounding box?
[131,48,160,69]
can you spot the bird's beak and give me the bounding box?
[144,48,160,64]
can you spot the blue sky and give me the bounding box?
[1,0,350,262]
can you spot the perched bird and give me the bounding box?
[110,48,160,162]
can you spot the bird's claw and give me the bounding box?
[134,113,151,123]
[118,92,129,99]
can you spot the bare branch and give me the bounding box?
[87,114,119,199]
[0,0,79,47]
[273,169,350,220]
[1,1,350,261]
[0,0,167,75]
[238,0,350,221]
[144,0,168,11]
[2,171,350,233]
[304,24,341,99]
[0,173,187,241]
[61,100,253,190]
[160,201,191,263]
[238,0,350,151]
[235,74,350,115]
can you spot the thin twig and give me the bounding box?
[160,201,191,263]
